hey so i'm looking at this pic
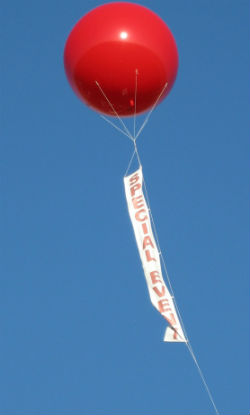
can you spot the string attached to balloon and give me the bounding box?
[95,81,134,141]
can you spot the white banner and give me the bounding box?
[124,167,186,342]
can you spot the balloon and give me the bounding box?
[64,2,178,117]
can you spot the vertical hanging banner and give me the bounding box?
[124,167,186,342]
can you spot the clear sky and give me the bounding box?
[1,0,249,414]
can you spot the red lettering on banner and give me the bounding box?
[143,235,154,249]
[153,285,166,297]
[168,313,177,327]
[158,299,171,313]
[129,173,139,186]
[164,315,178,339]
[132,195,144,210]
[127,171,182,341]
[130,183,141,197]
[135,209,148,222]
[145,249,156,262]
[165,314,178,338]
[142,222,148,235]
[150,271,161,284]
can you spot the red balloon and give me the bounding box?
[64,2,178,117]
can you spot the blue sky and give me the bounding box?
[1,0,249,414]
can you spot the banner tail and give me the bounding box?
[164,326,187,342]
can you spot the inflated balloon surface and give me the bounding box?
[64,2,178,116]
